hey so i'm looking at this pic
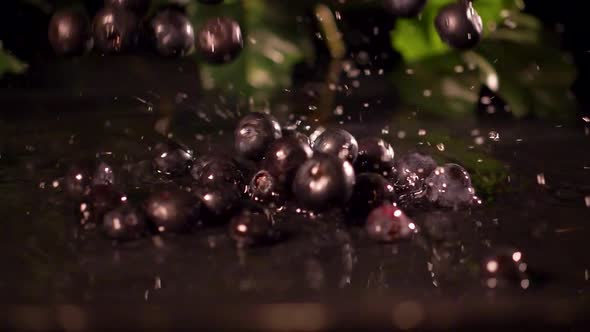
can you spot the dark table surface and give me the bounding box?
[1,56,589,331]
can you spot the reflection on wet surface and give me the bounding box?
[0,60,589,330]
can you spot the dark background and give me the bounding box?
[0,0,588,110]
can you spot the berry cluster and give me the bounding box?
[48,0,243,62]
[59,112,480,248]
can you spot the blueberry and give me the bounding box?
[383,0,427,17]
[312,128,358,163]
[93,161,116,187]
[292,153,355,212]
[152,141,193,177]
[229,203,276,247]
[282,129,311,147]
[193,185,241,224]
[150,10,194,57]
[248,170,284,206]
[481,249,530,289]
[435,2,483,49]
[191,156,244,190]
[48,9,92,56]
[425,163,477,208]
[78,185,126,225]
[104,0,151,16]
[93,7,139,53]
[263,137,313,186]
[64,161,116,199]
[347,173,396,219]
[395,152,437,190]
[234,113,282,161]
[354,137,395,176]
[365,205,417,242]
[103,204,146,241]
[144,188,199,233]
[64,164,93,199]
[196,17,244,64]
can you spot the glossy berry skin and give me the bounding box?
[312,128,358,163]
[78,185,126,225]
[365,205,417,242]
[191,156,244,190]
[282,129,311,147]
[292,153,355,212]
[144,189,199,233]
[229,203,276,247]
[354,137,395,176]
[425,163,477,208]
[151,10,195,57]
[383,0,427,18]
[48,9,92,56]
[105,0,151,16]
[395,152,437,190]
[481,249,530,289]
[263,137,313,186]
[197,17,244,64]
[234,113,282,161]
[152,141,193,177]
[435,2,483,49]
[193,185,241,224]
[64,161,116,199]
[103,204,146,241]
[248,170,284,206]
[348,173,396,219]
[93,7,139,53]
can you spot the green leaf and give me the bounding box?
[0,43,27,77]
[187,0,313,100]
[392,0,521,62]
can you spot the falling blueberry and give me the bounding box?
[152,141,193,177]
[312,128,359,163]
[150,10,195,57]
[48,9,92,56]
[383,0,427,18]
[263,137,313,186]
[347,173,397,220]
[144,188,200,233]
[104,0,151,16]
[234,113,282,161]
[103,204,146,241]
[93,7,139,53]
[292,153,355,212]
[197,17,244,64]
[365,204,417,242]
[229,203,276,247]
[354,137,395,176]
[425,163,477,208]
[435,1,483,49]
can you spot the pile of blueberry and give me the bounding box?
[59,112,480,248]
[48,0,243,62]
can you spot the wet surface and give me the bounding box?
[1,57,589,329]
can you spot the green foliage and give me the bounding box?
[392,0,521,62]
[0,42,27,76]
[392,4,576,121]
